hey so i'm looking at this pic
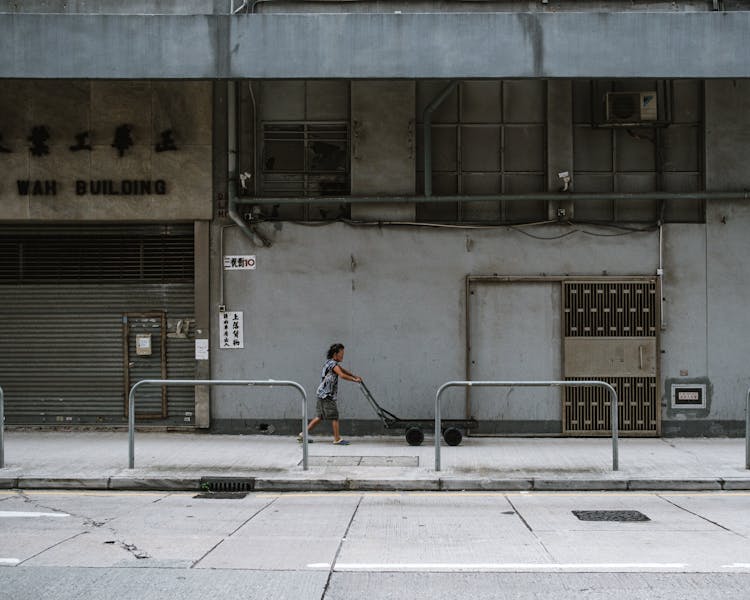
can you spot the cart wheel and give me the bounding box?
[443,427,463,446]
[405,427,424,446]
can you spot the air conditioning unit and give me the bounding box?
[605,92,658,123]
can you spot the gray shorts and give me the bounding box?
[316,396,339,420]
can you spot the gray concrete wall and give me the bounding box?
[210,221,659,433]
[208,77,750,437]
[0,81,212,221]
[701,81,750,432]
[3,0,727,14]
[3,12,750,79]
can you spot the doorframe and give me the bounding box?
[123,311,168,419]
[464,274,661,430]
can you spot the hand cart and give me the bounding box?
[358,381,478,446]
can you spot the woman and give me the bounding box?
[299,343,362,445]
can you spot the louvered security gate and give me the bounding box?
[0,225,196,426]
[563,280,660,436]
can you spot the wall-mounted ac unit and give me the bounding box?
[605,92,658,123]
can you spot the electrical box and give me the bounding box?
[671,383,706,409]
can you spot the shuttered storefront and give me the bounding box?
[0,225,196,426]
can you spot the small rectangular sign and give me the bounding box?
[223,255,256,270]
[219,311,244,349]
[195,338,209,360]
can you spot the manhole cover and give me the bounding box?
[573,510,650,522]
[193,492,249,499]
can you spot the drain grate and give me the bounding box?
[573,510,650,522]
[194,491,249,499]
[200,477,255,492]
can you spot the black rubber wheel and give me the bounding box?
[443,427,463,446]
[405,427,424,446]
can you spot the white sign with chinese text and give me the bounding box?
[219,311,244,349]
[223,255,256,270]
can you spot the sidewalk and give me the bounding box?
[1,430,749,492]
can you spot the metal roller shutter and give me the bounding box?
[0,225,196,427]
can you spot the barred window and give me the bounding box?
[416,80,548,223]
[261,122,350,198]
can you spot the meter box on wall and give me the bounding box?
[671,383,707,410]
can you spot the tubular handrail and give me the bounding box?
[434,380,619,472]
[128,379,308,470]
[0,385,4,469]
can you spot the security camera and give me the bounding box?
[558,171,571,192]
[239,172,252,190]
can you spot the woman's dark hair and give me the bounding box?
[327,343,345,359]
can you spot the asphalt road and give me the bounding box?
[2,489,750,599]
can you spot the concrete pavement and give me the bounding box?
[1,430,749,492]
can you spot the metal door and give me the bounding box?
[0,224,196,426]
[563,280,660,436]
[467,281,562,434]
[123,312,167,419]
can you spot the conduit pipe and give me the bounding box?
[423,81,459,197]
[227,80,271,246]
[241,191,749,205]
[658,220,666,330]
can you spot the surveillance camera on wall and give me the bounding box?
[558,171,571,192]
[239,172,252,190]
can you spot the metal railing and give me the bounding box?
[128,379,309,470]
[0,385,4,469]
[434,380,619,472]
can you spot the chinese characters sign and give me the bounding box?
[223,255,256,270]
[220,311,244,349]
[3,124,177,197]
[0,125,178,157]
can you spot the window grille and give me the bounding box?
[261,122,350,198]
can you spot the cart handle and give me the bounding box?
[359,381,400,423]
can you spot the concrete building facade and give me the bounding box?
[1,1,748,437]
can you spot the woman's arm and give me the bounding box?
[334,364,362,383]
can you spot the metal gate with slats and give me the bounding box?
[0,225,196,426]
[563,280,660,436]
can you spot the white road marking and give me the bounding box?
[0,511,70,518]
[308,562,689,572]
[0,558,21,565]
[722,563,750,569]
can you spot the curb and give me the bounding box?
[2,476,748,492]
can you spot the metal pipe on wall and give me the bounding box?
[228,81,272,246]
[242,191,749,205]
[658,221,666,330]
